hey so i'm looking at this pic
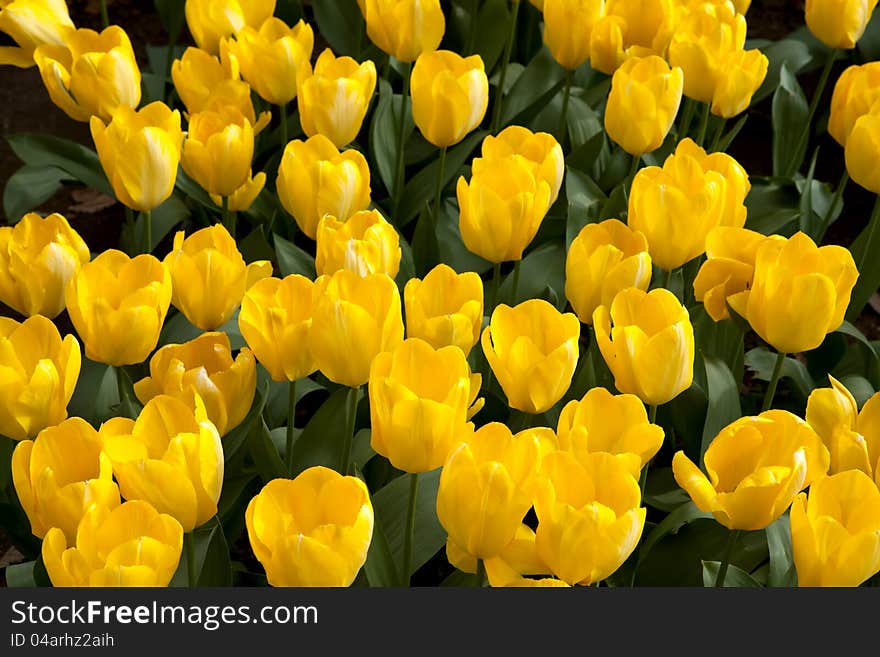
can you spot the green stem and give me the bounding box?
[393,61,413,210]
[761,351,786,412]
[340,386,359,475]
[401,472,420,586]
[625,153,641,202]
[186,533,197,588]
[816,170,848,243]
[678,97,696,140]
[511,409,530,433]
[490,0,519,133]
[661,267,673,292]
[648,404,658,424]
[558,69,573,145]
[855,194,880,276]
[715,529,741,587]
[490,262,502,312]
[466,0,480,54]
[285,379,297,476]
[279,102,288,147]
[793,49,837,174]
[696,102,712,148]
[510,260,522,305]
[143,210,152,255]
[221,195,235,239]
[100,0,109,28]
[432,146,448,223]
[115,365,128,407]
[474,558,485,587]
[709,118,727,153]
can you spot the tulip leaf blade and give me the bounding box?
[273,232,316,279]
[311,0,363,58]
[6,133,112,197]
[224,383,269,468]
[248,417,287,484]
[766,514,797,587]
[498,241,566,309]
[474,0,511,73]
[701,561,762,587]
[369,79,398,199]
[363,503,400,588]
[501,48,565,126]
[2,164,67,223]
[564,167,605,249]
[183,517,233,587]
[752,38,811,105]
[636,501,714,569]
[434,197,493,275]
[744,347,815,401]
[290,387,362,478]
[744,182,801,235]
[771,63,809,178]
[4,557,50,588]
[845,200,880,323]
[701,355,742,468]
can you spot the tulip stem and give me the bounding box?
[221,196,235,239]
[490,262,501,312]
[474,558,485,587]
[285,379,297,476]
[793,48,837,176]
[279,103,288,148]
[761,350,787,412]
[816,170,848,243]
[696,102,712,148]
[490,0,520,133]
[401,472,420,586]
[186,533,197,588]
[648,404,658,424]
[393,61,413,211]
[341,386,359,475]
[558,69,573,146]
[709,118,727,153]
[432,146,448,223]
[100,0,109,28]
[143,210,152,255]
[466,0,480,54]
[715,529,741,587]
[678,98,696,139]
[510,260,522,304]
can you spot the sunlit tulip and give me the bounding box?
[805,0,879,50]
[845,104,880,193]
[209,171,266,212]
[315,210,401,278]
[711,48,768,118]
[181,106,254,198]
[0,0,73,68]
[246,468,374,587]
[542,0,604,70]
[589,0,677,74]
[0,212,89,318]
[363,0,445,62]
[828,62,880,146]
[12,418,119,541]
[184,0,275,55]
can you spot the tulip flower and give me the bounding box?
[209,171,267,212]
[845,104,880,193]
[828,62,880,146]
[0,212,89,319]
[90,102,183,213]
[297,48,377,149]
[164,224,271,331]
[238,275,317,383]
[805,0,878,50]
[673,410,830,531]
[65,249,172,367]
[42,500,183,587]
[0,0,73,68]
[727,232,858,354]
[481,299,580,414]
[604,55,683,156]
[791,470,880,587]
[181,106,254,199]
[542,0,604,71]
[535,451,646,585]
[411,50,488,148]
[0,315,80,441]
[565,219,652,325]
[184,0,275,55]
[134,332,257,437]
[588,0,677,75]
[310,270,404,388]
[246,468,374,587]
[363,0,445,63]
[403,264,483,355]
[101,395,224,532]
[12,417,120,541]
[315,210,401,278]
[276,135,371,240]
[711,48,768,118]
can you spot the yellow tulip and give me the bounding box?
[297,48,377,148]
[276,134,371,240]
[565,218,652,325]
[593,287,694,406]
[604,55,683,156]
[0,315,80,441]
[403,264,483,356]
[589,0,677,74]
[711,48,768,118]
[733,0,751,11]
[411,50,488,148]
[310,270,404,388]
[163,224,272,331]
[437,423,557,559]
[101,394,224,532]
[542,0,604,71]
[209,171,266,212]
[535,450,646,585]
[727,231,859,354]
[12,417,119,542]
[246,468,374,587]
[805,0,878,49]
[369,338,482,473]
[315,210,401,278]
[238,275,317,383]
[42,500,183,587]
[184,0,275,55]
[181,107,254,198]
[481,299,580,414]
[628,138,748,271]
[0,0,73,68]
[65,249,172,366]
[673,410,830,530]
[458,156,552,263]
[0,212,89,319]
[223,17,314,106]
[845,104,880,193]
[133,332,256,437]
[449,523,555,580]
[90,102,183,212]
[828,62,880,147]
[363,0,445,62]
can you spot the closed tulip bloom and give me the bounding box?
[297,49,377,148]
[246,468,374,587]
[12,418,119,541]
[481,299,580,414]
[727,232,858,354]
[276,135,371,240]
[42,500,183,587]
[535,451,645,585]
[589,0,677,74]
[134,332,257,437]
[184,0,275,55]
[791,470,880,587]
[65,249,172,366]
[593,287,694,406]
[673,410,830,530]
[316,210,401,278]
[605,55,683,155]
[458,156,552,263]
[310,270,404,388]
[224,17,313,106]
[0,316,80,441]
[542,0,604,70]
[363,0,444,62]
[437,423,557,559]
[171,46,238,113]
[90,102,183,212]
[403,264,483,355]
[238,275,317,383]
[0,212,89,318]
[805,0,878,49]
[565,219,652,325]
[101,395,224,532]
[181,107,254,198]
[845,104,880,193]
[711,48,768,118]
[411,50,489,148]
[0,0,73,68]
[209,171,266,212]
[828,62,880,146]
[164,224,272,331]
[448,524,555,580]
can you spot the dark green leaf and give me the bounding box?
[745,182,800,235]
[636,501,713,568]
[291,387,361,477]
[154,0,187,43]
[565,167,605,249]
[248,418,287,484]
[369,79,397,197]
[120,194,189,254]
[273,232,316,278]
[766,513,797,587]
[224,383,269,467]
[501,49,565,125]
[435,198,493,275]
[744,347,815,399]
[498,241,566,308]
[4,557,49,587]
[772,63,809,177]
[311,0,363,57]
[7,133,112,196]
[475,0,511,73]
[701,356,742,466]
[363,506,399,587]
[186,518,232,587]
[753,39,812,104]
[142,72,167,105]
[2,165,67,222]
[845,200,880,322]
[702,561,762,587]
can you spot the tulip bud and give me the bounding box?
[0,0,73,68]
[246,468,374,587]
[711,48,768,118]
[542,0,604,71]
[276,135,371,240]
[0,212,89,319]
[12,417,120,541]
[209,171,266,212]
[363,0,445,62]
[42,500,183,587]
[184,0,275,55]
[316,210,401,278]
[805,0,878,50]
[828,62,880,147]
[411,50,488,148]
[845,104,880,193]
[181,107,254,198]
[171,46,239,113]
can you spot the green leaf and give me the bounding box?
[753,39,812,104]
[837,321,879,359]
[369,79,397,197]
[701,356,742,467]
[273,232,316,278]
[182,517,232,587]
[311,0,363,57]
[248,417,287,484]
[5,558,49,587]
[565,167,605,249]
[744,347,815,400]
[224,383,269,467]
[745,182,800,235]
[637,501,713,568]
[411,204,440,277]
[565,95,603,152]
[501,49,565,125]
[2,165,67,222]
[142,72,167,105]
[475,0,511,73]
[766,514,797,587]
[154,0,187,43]
[772,63,809,178]
[120,195,189,254]
[363,505,400,587]
[702,561,762,587]
[174,168,214,208]
[291,387,361,477]
[435,198,492,275]
[845,200,880,322]
[498,241,566,309]
[7,133,112,196]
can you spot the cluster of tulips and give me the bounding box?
[0,0,879,588]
